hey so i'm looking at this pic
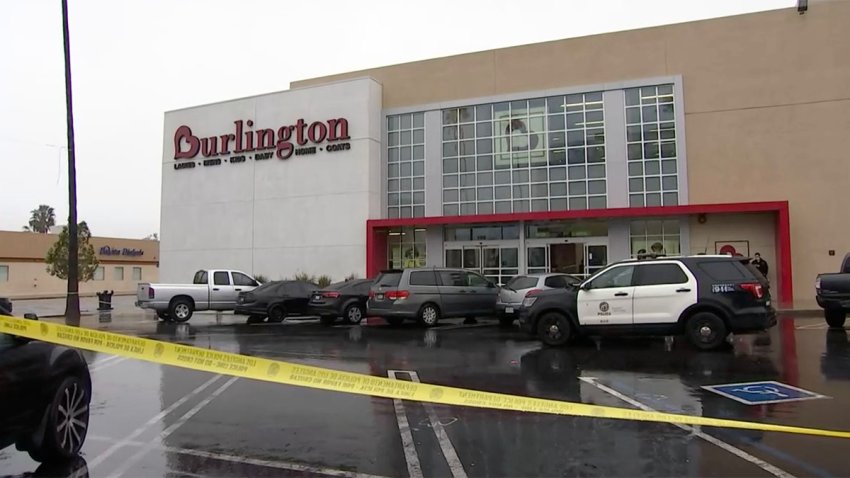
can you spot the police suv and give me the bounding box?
[518,255,776,350]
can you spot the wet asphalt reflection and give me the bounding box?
[2,312,850,477]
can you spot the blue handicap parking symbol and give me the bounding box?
[702,381,828,405]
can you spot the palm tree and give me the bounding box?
[26,205,56,233]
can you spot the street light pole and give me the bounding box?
[61,0,80,324]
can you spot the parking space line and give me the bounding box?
[579,377,794,478]
[87,435,389,478]
[90,355,120,366]
[89,356,130,372]
[88,374,224,470]
[109,376,240,478]
[407,371,467,478]
[388,371,424,478]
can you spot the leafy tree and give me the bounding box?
[45,221,99,281]
[24,204,56,233]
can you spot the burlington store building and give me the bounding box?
[160,4,850,309]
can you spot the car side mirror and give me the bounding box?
[23,313,38,321]
[580,282,592,291]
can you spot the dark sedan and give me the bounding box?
[1,312,92,463]
[235,280,318,323]
[309,279,374,326]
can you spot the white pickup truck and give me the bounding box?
[136,269,261,322]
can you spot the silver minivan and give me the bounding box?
[367,268,498,327]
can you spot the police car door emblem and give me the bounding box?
[599,302,610,312]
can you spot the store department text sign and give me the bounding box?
[172,117,352,171]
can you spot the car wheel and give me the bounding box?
[386,317,405,326]
[169,298,193,323]
[686,312,728,351]
[156,311,171,321]
[499,316,515,328]
[246,315,266,324]
[268,305,286,323]
[418,304,441,328]
[28,375,90,463]
[536,312,571,346]
[825,309,846,328]
[344,304,365,325]
[320,316,337,327]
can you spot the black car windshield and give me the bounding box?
[506,276,538,290]
[325,279,370,291]
[253,281,281,293]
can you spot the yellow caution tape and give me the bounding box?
[2,314,849,439]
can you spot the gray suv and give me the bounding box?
[367,268,499,327]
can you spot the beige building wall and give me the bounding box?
[293,1,850,307]
[0,231,159,299]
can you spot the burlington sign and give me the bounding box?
[172,117,351,171]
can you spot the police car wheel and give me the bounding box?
[686,312,727,351]
[537,312,571,346]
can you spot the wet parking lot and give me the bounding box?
[2,309,850,478]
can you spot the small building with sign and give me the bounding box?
[159,3,850,309]
[0,230,159,299]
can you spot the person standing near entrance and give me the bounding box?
[751,252,769,278]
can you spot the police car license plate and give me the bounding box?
[505,307,514,314]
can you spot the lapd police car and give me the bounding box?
[518,255,776,350]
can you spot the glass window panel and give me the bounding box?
[548,149,566,165]
[443,189,458,202]
[531,199,549,212]
[627,126,642,142]
[586,128,604,146]
[588,196,607,209]
[568,148,585,164]
[587,164,605,179]
[630,194,645,207]
[477,138,493,154]
[460,140,475,155]
[388,116,400,131]
[628,162,643,176]
[645,176,661,192]
[629,177,644,192]
[460,188,475,202]
[443,174,458,188]
[400,178,412,190]
[625,88,640,106]
[400,115,411,129]
[627,143,643,161]
[660,123,676,140]
[662,175,678,191]
[642,105,658,122]
[641,86,657,102]
[566,113,584,129]
[461,173,476,187]
[512,152,529,168]
[626,107,641,124]
[568,166,586,180]
[586,91,603,103]
[547,96,566,113]
[443,158,458,174]
[643,124,659,141]
[388,147,399,162]
[495,186,511,200]
[646,193,662,207]
[388,132,399,146]
[477,187,494,200]
[400,162,412,176]
[588,180,606,195]
[645,160,660,175]
[388,163,399,178]
[413,192,425,204]
[513,185,529,198]
[459,123,474,139]
[646,220,663,235]
[443,204,459,216]
[413,161,425,176]
[567,130,585,147]
[477,171,493,185]
[413,113,424,128]
[388,193,399,206]
[460,156,475,172]
[495,201,512,213]
[400,192,412,205]
[477,202,493,214]
[658,84,673,96]
[531,184,548,198]
[661,159,677,174]
[413,205,424,217]
[661,141,676,158]
[443,142,458,157]
[510,100,527,115]
[566,94,583,107]
[663,193,679,205]
[413,145,425,160]
[568,181,586,195]
[659,103,675,121]
[495,154,511,170]
[400,130,411,145]
[413,177,424,190]
[477,155,493,171]
[550,182,568,196]
[548,114,565,131]
[531,168,548,182]
[388,179,399,192]
[551,198,567,210]
[569,197,587,210]
[459,107,474,123]
[388,207,399,218]
[512,169,529,183]
[413,129,425,144]
[476,122,492,137]
[550,167,567,181]
[529,98,546,111]
[529,116,545,132]
[443,126,457,141]
[513,200,530,212]
[585,110,603,124]
[643,142,659,159]
[475,104,492,121]
[399,147,412,161]
[494,102,509,116]
[494,171,511,185]
[587,146,605,163]
[548,131,566,148]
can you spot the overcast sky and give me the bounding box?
[0,0,794,238]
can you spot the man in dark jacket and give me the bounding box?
[751,252,769,277]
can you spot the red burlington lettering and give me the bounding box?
[220,134,234,154]
[295,119,308,146]
[327,118,350,141]
[174,125,200,159]
[234,120,244,153]
[307,121,328,143]
[256,129,275,149]
[200,137,219,157]
[276,126,294,160]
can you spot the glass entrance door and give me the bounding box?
[525,238,608,279]
[445,243,519,285]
